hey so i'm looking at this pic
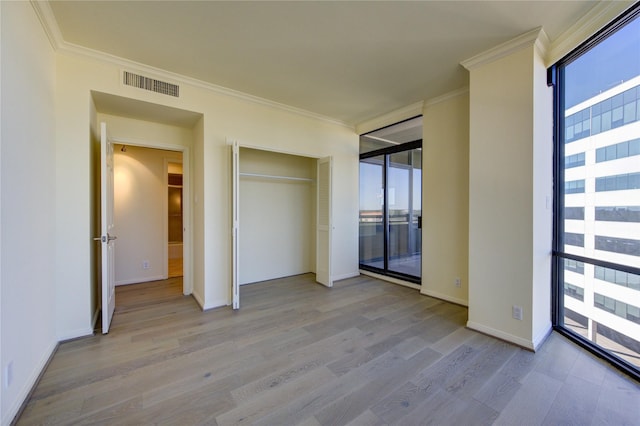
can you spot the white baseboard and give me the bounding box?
[3,340,58,426]
[191,291,205,310]
[332,271,360,282]
[420,288,468,307]
[359,270,421,290]
[57,326,94,342]
[116,275,165,286]
[466,320,535,350]
[204,297,228,311]
[532,323,553,351]
[190,292,226,311]
[92,306,100,330]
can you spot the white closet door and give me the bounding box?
[316,156,333,287]
[231,140,240,309]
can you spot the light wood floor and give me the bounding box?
[16,274,639,425]
[168,257,183,278]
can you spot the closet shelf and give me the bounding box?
[239,172,314,182]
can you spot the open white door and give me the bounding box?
[100,122,116,333]
[316,156,333,287]
[231,140,240,309]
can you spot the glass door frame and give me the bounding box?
[359,139,422,284]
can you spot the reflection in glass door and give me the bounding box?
[388,149,421,277]
[359,129,422,283]
[359,155,385,271]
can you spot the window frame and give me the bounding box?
[551,3,640,380]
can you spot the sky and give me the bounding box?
[565,15,640,109]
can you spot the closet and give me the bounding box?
[238,147,316,285]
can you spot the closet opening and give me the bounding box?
[230,144,332,309]
[238,147,316,285]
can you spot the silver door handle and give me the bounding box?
[93,234,118,243]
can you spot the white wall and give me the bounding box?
[239,148,316,284]
[55,49,358,330]
[421,91,470,306]
[465,34,553,350]
[112,143,182,285]
[0,2,57,423]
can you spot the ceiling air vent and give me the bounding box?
[123,71,179,97]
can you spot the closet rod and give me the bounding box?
[239,172,314,182]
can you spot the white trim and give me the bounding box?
[355,101,424,136]
[110,137,185,153]
[461,27,546,70]
[192,291,205,310]
[466,320,535,351]
[229,138,322,160]
[424,87,469,108]
[92,307,100,331]
[332,271,360,282]
[205,298,228,311]
[192,294,228,312]
[31,0,351,130]
[534,28,550,60]
[2,341,57,426]
[57,327,94,342]
[115,275,166,286]
[547,1,635,67]
[420,288,468,307]
[239,172,314,183]
[359,270,421,290]
[29,1,63,50]
[532,324,553,352]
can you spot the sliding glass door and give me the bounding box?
[388,149,422,277]
[359,155,385,271]
[359,117,422,283]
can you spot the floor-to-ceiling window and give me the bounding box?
[359,117,422,283]
[552,5,640,379]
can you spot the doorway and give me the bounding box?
[91,93,201,333]
[114,145,185,285]
[167,162,184,278]
[359,117,423,284]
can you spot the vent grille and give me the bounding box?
[123,71,179,97]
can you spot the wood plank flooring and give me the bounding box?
[16,274,640,425]
[168,257,183,278]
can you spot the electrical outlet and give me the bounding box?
[4,361,13,389]
[455,277,461,288]
[142,260,150,270]
[512,305,523,320]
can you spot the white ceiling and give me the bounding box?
[48,1,599,126]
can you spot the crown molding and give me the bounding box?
[534,28,550,60]
[355,101,424,135]
[546,0,635,66]
[60,41,353,129]
[424,86,469,108]
[461,27,547,71]
[30,1,63,50]
[29,1,353,130]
